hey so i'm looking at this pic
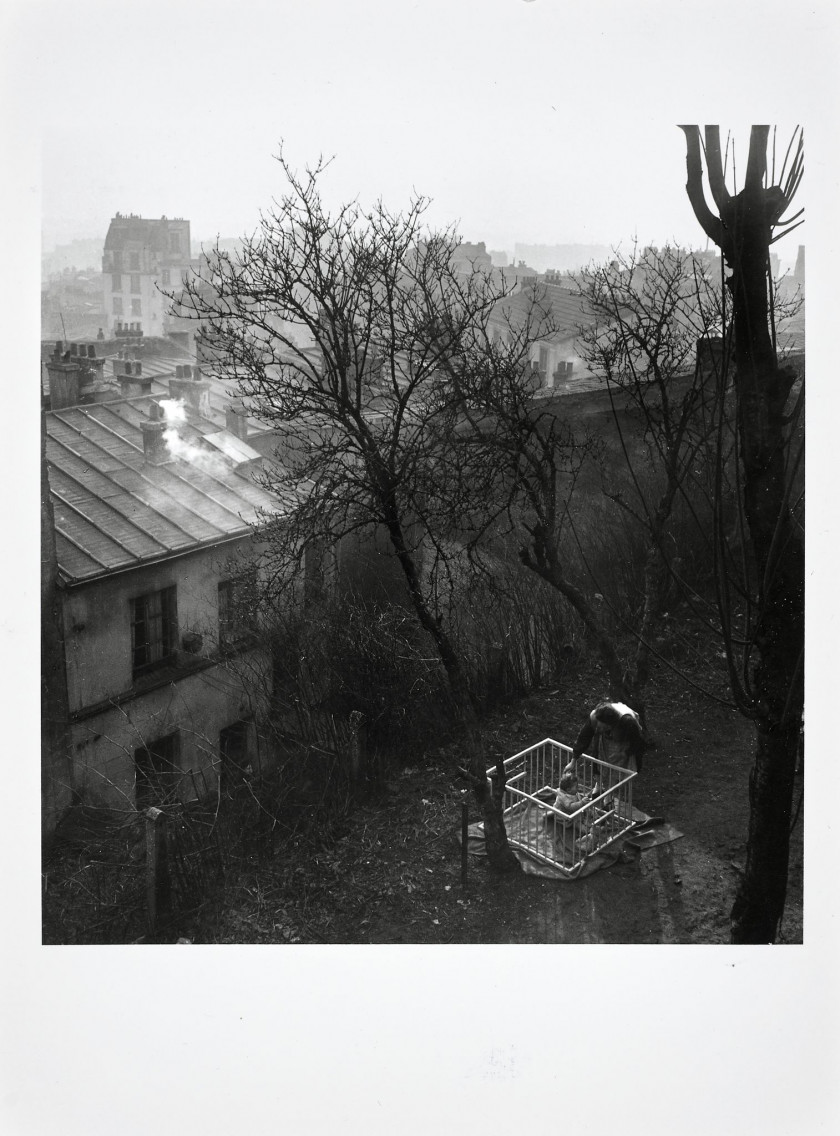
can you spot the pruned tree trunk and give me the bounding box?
[680,125,804,943]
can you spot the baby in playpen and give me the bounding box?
[546,701,644,862]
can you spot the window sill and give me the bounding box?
[70,654,218,722]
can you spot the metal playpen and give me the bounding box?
[487,737,637,877]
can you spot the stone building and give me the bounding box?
[101,214,196,338]
[41,354,285,830]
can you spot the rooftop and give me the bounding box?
[46,396,289,586]
[490,283,600,341]
[103,214,189,254]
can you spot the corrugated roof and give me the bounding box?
[490,285,599,342]
[46,395,290,586]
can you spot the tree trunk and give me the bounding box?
[521,549,635,704]
[385,510,521,873]
[717,139,804,943]
[680,126,804,943]
[731,719,799,942]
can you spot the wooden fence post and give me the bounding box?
[145,806,171,937]
[461,791,469,888]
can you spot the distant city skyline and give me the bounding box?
[20,2,822,276]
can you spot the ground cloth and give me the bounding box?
[467,805,682,880]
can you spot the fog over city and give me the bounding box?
[23,1,823,272]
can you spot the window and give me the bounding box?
[129,252,140,270]
[112,273,122,292]
[130,586,177,675]
[130,274,141,293]
[134,731,180,808]
[131,298,142,317]
[169,232,180,253]
[112,297,123,315]
[161,269,170,286]
[218,571,257,649]
[112,251,123,272]
[219,721,250,792]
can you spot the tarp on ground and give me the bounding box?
[466,804,654,880]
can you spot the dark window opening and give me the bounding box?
[135,731,181,809]
[218,571,257,649]
[112,273,122,292]
[131,586,178,675]
[219,721,250,792]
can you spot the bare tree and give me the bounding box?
[175,153,521,871]
[444,266,720,729]
[572,243,733,722]
[678,125,805,943]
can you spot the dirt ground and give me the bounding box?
[194,660,803,946]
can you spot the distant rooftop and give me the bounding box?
[104,214,189,253]
[490,283,599,341]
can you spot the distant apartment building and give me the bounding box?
[102,214,196,337]
[451,241,493,275]
[42,268,106,341]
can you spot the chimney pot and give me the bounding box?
[141,419,171,465]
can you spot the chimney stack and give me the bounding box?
[225,399,249,441]
[46,357,81,411]
[141,407,171,465]
[169,373,211,417]
[118,360,151,398]
[696,336,726,382]
[794,245,805,285]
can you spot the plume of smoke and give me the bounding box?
[158,398,231,478]
[159,398,186,424]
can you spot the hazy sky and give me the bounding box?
[5,0,834,269]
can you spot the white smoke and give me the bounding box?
[158,397,230,478]
[159,398,186,424]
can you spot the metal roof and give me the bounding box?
[46,396,289,586]
[42,349,269,436]
[490,285,600,342]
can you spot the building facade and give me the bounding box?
[42,356,283,828]
[101,214,196,338]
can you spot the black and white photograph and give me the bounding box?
[3,0,839,1132]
